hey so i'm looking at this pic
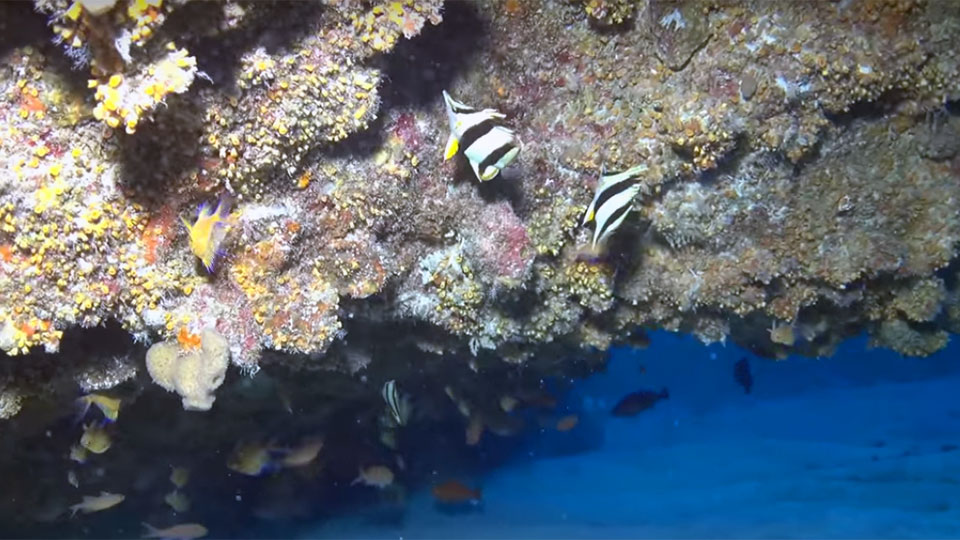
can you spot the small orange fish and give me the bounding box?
[520,390,557,409]
[181,199,234,272]
[431,480,481,505]
[555,414,579,432]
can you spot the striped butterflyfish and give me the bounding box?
[442,90,520,182]
[381,380,410,427]
[582,164,647,248]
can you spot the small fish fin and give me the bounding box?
[180,215,193,232]
[267,446,291,460]
[196,201,213,220]
[212,195,235,220]
[660,387,670,399]
[72,396,92,425]
[468,159,484,182]
[444,132,459,160]
[141,522,160,538]
[581,206,595,227]
[479,165,501,181]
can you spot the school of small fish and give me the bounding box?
[50,88,668,535]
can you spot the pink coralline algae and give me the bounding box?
[466,202,535,286]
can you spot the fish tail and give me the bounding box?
[72,397,92,426]
[215,192,237,219]
[624,164,647,178]
[92,398,118,423]
[141,522,159,538]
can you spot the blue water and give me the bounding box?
[309,333,960,538]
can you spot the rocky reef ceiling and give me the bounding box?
[0,0,958,423]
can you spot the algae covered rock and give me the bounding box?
[146,329,230,411]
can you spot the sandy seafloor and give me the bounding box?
[307,333,960,539]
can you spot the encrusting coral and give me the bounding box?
[0,0,957,420]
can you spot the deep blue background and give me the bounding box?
[310,332,960,538]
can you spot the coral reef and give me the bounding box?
[0,3,958,527]
[0,0,956,401]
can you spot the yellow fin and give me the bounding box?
[480,165,500,181]
[444,133,459,160]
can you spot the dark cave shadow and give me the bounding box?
[444,154,526,209]
[379,0,488,113]
[114,86,208,208]
[182,2,325,90]
[0,3,94,97]
[310,1,490,165]
[0,3,49,58]
[114,2,330,206]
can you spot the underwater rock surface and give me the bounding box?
[0,0,958,532]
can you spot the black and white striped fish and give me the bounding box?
[582,164,647,248]
[381,380,409,427]
[442,90,520,181]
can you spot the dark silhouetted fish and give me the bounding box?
[611,388,668,417]
[734,357,753,394]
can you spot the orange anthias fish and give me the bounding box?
[181,199,234,272]
[431,480,482,505]
[555,414,579,432]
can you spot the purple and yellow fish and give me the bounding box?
[181,199,235,272]
[75,393,121,423]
